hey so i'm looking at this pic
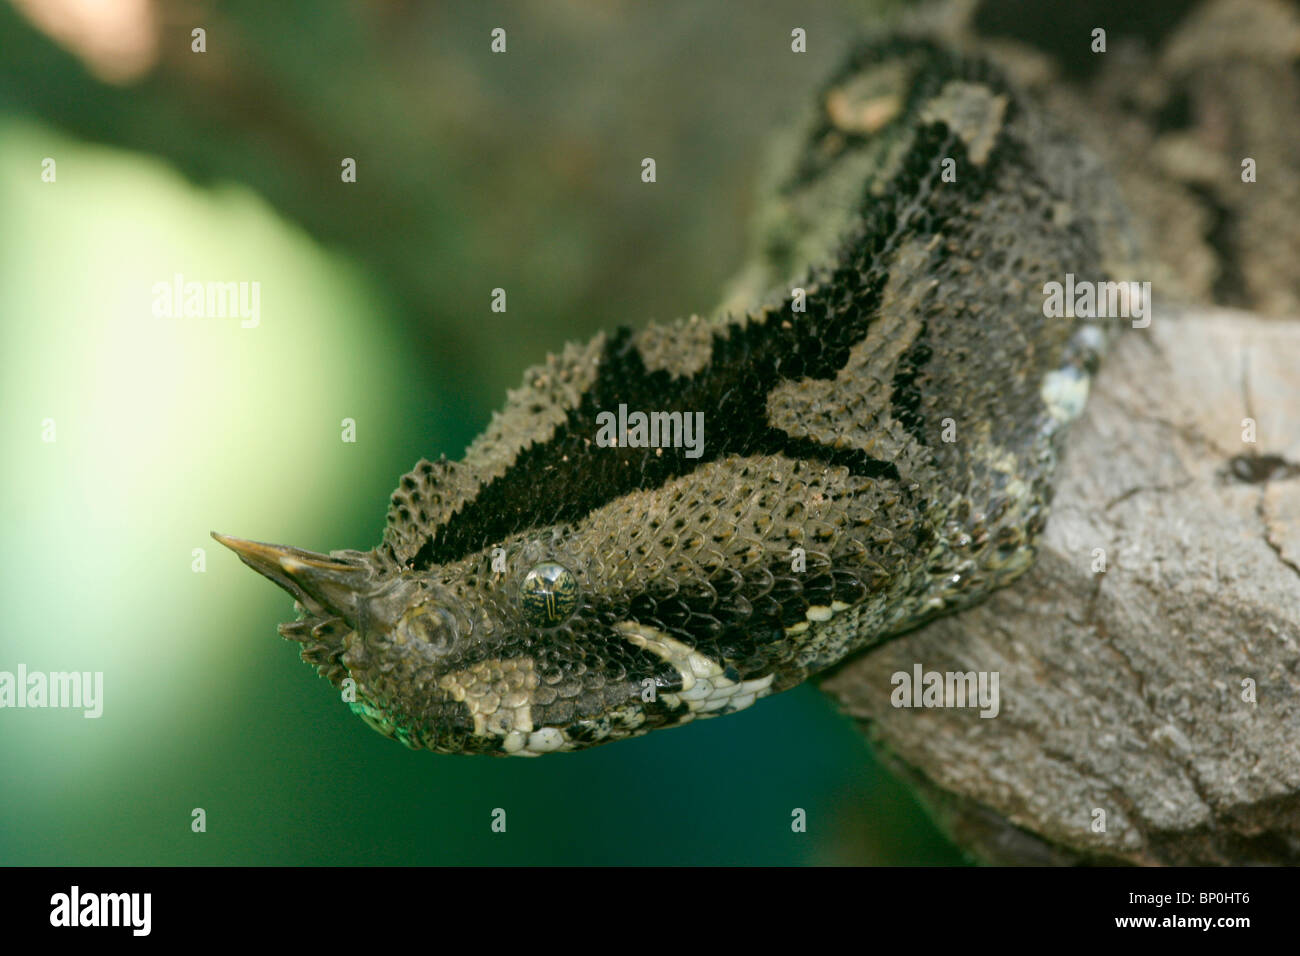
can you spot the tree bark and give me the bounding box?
[821,307,1300,865]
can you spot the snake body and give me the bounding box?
[218,37,1137,755]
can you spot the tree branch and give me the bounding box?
[822,308,1300,865]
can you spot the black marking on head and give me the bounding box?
[417,297,893,566]
[409,535,436,571]
[890,321,932,447]
[409,118,1003,570]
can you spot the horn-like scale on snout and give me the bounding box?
[211,533,374,619]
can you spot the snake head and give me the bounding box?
[212,530,733,755]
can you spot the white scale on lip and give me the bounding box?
[617,621,775,716]
[506,621,781,756]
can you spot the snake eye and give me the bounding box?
[519,562,579,627]
[397,602,458,654]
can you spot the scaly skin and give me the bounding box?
[216,38,1136,755]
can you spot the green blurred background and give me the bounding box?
[0,0,965,864]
